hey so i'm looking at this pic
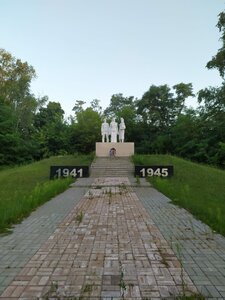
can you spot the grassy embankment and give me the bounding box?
[133,154,225,236]
[0,154,93,233]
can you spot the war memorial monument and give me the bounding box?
[96,118,134,157]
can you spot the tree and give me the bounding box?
[70,108,101,153]
[116,105,138,142]
[206,11,225,78]
[197,84,225,165]
[173,83,194,114]
[202,10,225,166]
[0,48,39,134]
[0,48,36,103]
[137,84,193,131]
[0,49,45,164]
[170,109,202,159]
[34,101,68,157]
[90,99,102,114]
[34,101,64,128]
[0,98,16,164]
[104,94,136,118]
[72,100,86,116]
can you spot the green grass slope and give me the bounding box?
[0,154,93,233]
[133,154,225,236]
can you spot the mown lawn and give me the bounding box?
[133,154,225,236]
[0,154,93,233]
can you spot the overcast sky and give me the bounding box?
[0,0,224,116]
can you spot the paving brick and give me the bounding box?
[206,285,222,297]
[0,286,16,297]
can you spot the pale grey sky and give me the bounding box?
[0,0,224,116]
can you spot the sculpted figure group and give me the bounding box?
[101,118,126,143]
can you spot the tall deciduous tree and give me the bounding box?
[0,49,45,164]
[170,109,202,159]
[137,83,194,130]
[0,48,39,134]
[70,107,101,153]
[104,94,136,118]
[197,84,225,165]
[34,101,68,157]
[206,11,225,78]
[72,100,86,116]
[90,99,102,114]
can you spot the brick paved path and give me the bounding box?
[135,186,225,299]
[0,177,198,299]
[0,179,92,296]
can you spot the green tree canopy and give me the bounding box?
[70,107,101,153]
[206,11,225,78]
[0,48,36,104]
[34,101,64,128]
[34,101,68,157]
[136,83,194,130]
[104,93,136,118]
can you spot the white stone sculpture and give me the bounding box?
[119,118,126,143]
[101,119,109,142]
[109,118,118,143]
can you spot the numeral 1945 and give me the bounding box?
[140,168,169,177]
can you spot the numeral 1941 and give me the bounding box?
[55,168,83,178]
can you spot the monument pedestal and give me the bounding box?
[96,142,134,157]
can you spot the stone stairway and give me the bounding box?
[90,156,134,177]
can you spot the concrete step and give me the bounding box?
[91,157,134,178]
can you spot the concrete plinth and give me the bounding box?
[96,142,134,157]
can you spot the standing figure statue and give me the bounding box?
[109,118,118,143]
[101,119,109,143]
[119,118,126,143]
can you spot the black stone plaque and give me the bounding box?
[135,166,174,178]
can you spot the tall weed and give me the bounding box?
[0,178,73,232]
[0,154,93,233]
